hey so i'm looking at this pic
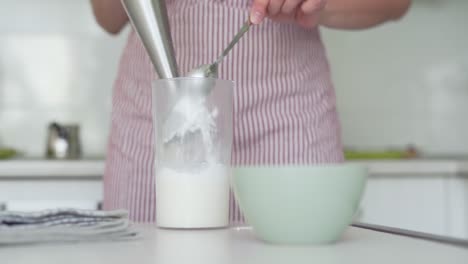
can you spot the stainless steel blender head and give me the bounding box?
[121,0,179,78]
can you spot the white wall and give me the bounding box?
[1,0,467,157]
[322,0,468,155]
[0,0,129,157]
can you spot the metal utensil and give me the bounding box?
[188,19,252,79]
[163,20,251,145]
[121,0,179,78]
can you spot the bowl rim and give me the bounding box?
[233,163,368,170]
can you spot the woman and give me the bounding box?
[91,0,410,223]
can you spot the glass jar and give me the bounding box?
[152,78,233,228]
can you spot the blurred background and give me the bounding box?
[0,0,467,240]
[0,0,128,157]
[324,0,468,157]
[1,0,467,158]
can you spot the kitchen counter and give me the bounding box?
[1,225,467,264]
[0,160,104,178]
[351,160,468,175]
[1,159,468,178]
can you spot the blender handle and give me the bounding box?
[121,0,179,79]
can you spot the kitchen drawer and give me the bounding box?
[5,200,100,211]
[446,175,468,239]
[358,175,449,236]
[0,178,103,211]
[0,179,102,201]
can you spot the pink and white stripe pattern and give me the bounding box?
[103,0,344,224]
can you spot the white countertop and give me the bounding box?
[1,159,468,178]
[1,226,467,264]
[351,160,468,175]
[0,160,104,178]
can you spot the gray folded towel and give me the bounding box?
[0,209,139,245]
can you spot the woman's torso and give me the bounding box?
[104,0,344,222]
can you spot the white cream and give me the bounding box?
[163,96,218,150]
[156,164,230,228]
[158,95,229,228]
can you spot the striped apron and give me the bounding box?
[103,0,344,223]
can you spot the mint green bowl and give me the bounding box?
[232,164,367,244]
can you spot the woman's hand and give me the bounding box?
[91,0,129,34]
[249,0,411,30]
[250,0,327,28]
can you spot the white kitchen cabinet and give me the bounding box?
[357,169,468,239]
[0,179,103,211]
[0,160,104,211]
[446,175,468,238]
[358,175,448,236]
[5,200,99,211]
